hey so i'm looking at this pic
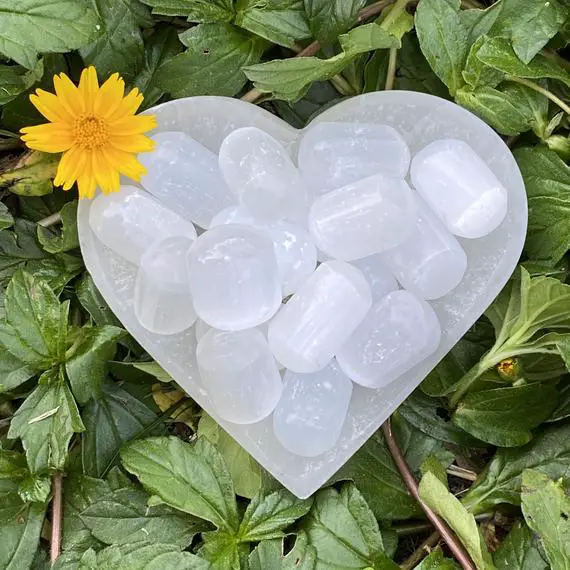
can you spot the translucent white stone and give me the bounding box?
[197,329,282,424]
[298,122,411,193]
[273,361,353,457]
[89,185,197,265]
[351,254,398,301]
[411,139,508,239]
[381,196,467,300]
[218,127,308,220]
[188,224,281,331]
[134,237,196,335]
[268,261,372,373]
[336,290,441,388]
[195,318,211,343]
[308,174,416,261]
[210,206,317,295]
[138,131,234,228]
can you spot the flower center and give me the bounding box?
[74,115,109,150]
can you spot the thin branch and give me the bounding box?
[394,512,494,536]
[401,531,440,570]
[50,472,63,563]
[385,48,398,90]
[506,75,570,116]
[447,466,477,482]
[381,420,477,570]
[37,212,62,228]
[330,74,357,96]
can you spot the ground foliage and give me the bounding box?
[1,0,570,568]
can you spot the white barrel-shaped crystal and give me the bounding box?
[138,131,234,228]
[134,236,197,335]
[298,122,411,193]
[351,254,398,301]
[381,196,467,300]
[89,185,197,265]
[218,127,308,220]
[188,224,281,331]
[210,206,317,295]
[268,261,372,373]
[197,328,282,424]
[308,174,416,261]
[273,361,353,457]
[336,290,441,388]
[410,139,508,239]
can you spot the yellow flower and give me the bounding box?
[20,67,156,199]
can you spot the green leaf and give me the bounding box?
[419,472,495,570]
[80,0,152,82]
[304,0,363,45]
[80,487,208,548]
[489,0,568,63]
[197,413,262,499]
[333,433,420,521]
[0,0,102,69]
[515,147,570,266]
[121,436,240,532]
[238,489,312,541]
[0,449,28,481]
[0,270,69,369]
[199,530,246,570]
[414,0,468,95]
[0,64,42,105]
[399,390,482,447]
[66,325,125,404]
[156,23,267,98]
[414,548,460,569]
[236,0,311,48]
[0,203,14,231]
[37,201,79,254]
[249,533,317,570]
[8,367,84,472]
[134,28,183,110]
[18,472,51,503]
[494,521,548,570]
[549,380,570,422]
[462,423,570,514]
[0,494,46,570]
[521,470,570,569]
[0,344,36,392]
[476,36,570,88]
[462,36,505,89]
[81,383,159,478]
[303,483,399,569]
[452,383,559,447]
[140,0,234,20]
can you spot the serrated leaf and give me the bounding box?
[303,483,398,569]
[452,383,559,447]
[494,521,548,570]
[81,487,208,548]
[515,146,570,266]
[462,423,570,514]
[419,472,495,570]
[199,531,246,570]
[140,0,234,20]
[0,494,46,570]
[66,325,125,404]
[122,436,239,532]
[198,413,262,499]
[157,23,267,98]
[0,0,102,69]
[238,489,312,542]
[521,470,570,569]
[36,201,79,254]
[80,0,152,82]
[236,0,311,48]
[304,0,364,45]
[81,383,159,478]
[249,533,318,570]
[8,366,84,472]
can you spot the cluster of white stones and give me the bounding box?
[89,122,508,458]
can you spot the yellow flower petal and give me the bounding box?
[53,73,84,116]
[106,88,143,122]
[101,147,147,181]
[30,90,74,124]
[110,114,157,136]
[109,134,155,153]
[92,149,120,194]
[21,123,74,153]
[54,147,87,190]
[78,66,100,114]
[94,73,124,117]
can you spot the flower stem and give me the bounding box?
[50,472,63,563]
[506,75,570,117]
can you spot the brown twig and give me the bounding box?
[240,0,394,105]
[401,531,440,570]
[50,472,63,563]
[382,420,477,570]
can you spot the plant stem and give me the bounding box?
[447,466,478,482]
[506,76,570,117]
[50,472,63,563]
[37,212,62,228]
[381,0,410,30]
[385,48,398,90]
[330,73,357,96]
[401,531,440,570]
[382,419,477,570]
[393,512,493,536]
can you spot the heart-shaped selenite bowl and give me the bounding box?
[77,91,527,498]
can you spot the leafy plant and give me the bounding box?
[1,0,570,568]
